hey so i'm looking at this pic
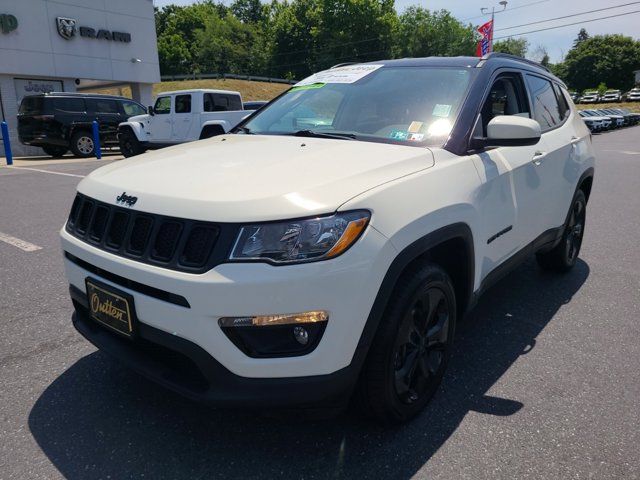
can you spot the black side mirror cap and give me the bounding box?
[147,106,154,115]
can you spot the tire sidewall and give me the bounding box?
[70,131,95,158]
[561,189,587,269]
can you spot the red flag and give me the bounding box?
[476,20,494,57]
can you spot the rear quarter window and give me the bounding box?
[19,96,49,114]
[525,75,562,131]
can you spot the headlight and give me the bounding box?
[229,210,370,264]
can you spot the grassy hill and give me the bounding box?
[83,79,291,102]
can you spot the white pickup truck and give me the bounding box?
[117,89,251,157]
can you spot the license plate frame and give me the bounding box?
[85,278,137,339]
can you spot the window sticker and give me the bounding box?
[408,121,423,133]
[295,64,384,86]
[409,133,425,141]
[289,83,326,92]
[432,104,452,118]
[389,130,409,140]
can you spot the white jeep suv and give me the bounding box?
[61,53,595,424]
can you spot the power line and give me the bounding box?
[493,8,640,40]
[496,1,640,31]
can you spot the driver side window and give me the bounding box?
[476,76,530,137]
[154,96,171,115]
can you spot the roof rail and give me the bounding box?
[330,62,359,69]
[482,52,551,73]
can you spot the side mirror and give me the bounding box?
[473,115,541,148]
[147,106,155,116]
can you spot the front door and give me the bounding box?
[88,98,122,144]
[149,96,172,142]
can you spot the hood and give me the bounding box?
[79,134,435,222]
[127,114,150,122]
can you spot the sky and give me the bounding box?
[152,0,640,63]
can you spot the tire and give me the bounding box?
[356,262,457,424]
[119,129,145,158]
[41,145,68,158]
[70,131,95,158]
[536,189,587,272]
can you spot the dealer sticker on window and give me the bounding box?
[295,64,384,87]
[432,104,452,118]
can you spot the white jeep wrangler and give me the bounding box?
[62,54,595,424]
[117,89,250,157]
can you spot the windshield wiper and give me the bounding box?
[236,126,253,134]
[292,129,357,140]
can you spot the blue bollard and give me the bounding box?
[92,120,102,159]
[1,121,13,165]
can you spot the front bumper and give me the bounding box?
[70,289,358,407]
[61,223,394,381]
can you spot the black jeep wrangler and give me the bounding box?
[18,93,146,158]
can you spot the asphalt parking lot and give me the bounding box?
[1,128,639,480]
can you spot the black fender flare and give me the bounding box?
[349,222,475,373]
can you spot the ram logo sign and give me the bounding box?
[56,17,76,40]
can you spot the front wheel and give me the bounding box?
[70,131,95,158]
[536,189,587,272]
[356,263,456,424]
[119,129,145,158]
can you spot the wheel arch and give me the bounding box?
[577,167,594,203]
[199,122,227,139]
[118,122,144,141]
[352,223,475,371]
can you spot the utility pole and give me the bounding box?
[481,1,508,52]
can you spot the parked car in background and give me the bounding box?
[578,111,609,132]
[18,93,147,157]
[580,91,600,104]
[117,89,250,157]
[569,91,580,103]
[596,109,627,127]
[243,100,268,111]
[625,88,640,102]
[618,108,640,124]
[601,89,622,102]
[61,54,595,424]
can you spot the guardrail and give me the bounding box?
[160,72,297,84]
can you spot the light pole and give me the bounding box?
[480,0,507,52]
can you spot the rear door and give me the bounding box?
[87,98,121,144]
[524,74,577,232]
[172,94,193,141]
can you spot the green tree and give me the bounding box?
[395,8,476,58]
[573,28,589,47]
[231,0,265,23]
[564,34,640,91]
[493,37,528,57]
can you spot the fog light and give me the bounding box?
[293,326,309,345]
[218,311,328,358]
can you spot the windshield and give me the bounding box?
[239,66,472,147]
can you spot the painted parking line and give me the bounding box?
[4,166,85,178]
[0,231,42,252]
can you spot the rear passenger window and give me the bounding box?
[525,75,562,131]
[55,98,85,113]
[175,95,191,113]
[89,99,119,114]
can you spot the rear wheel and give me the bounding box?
[119,129,145,157]
[356,263,456,424]
[41,145,68,158]
[536,189,587,272]
[70,131,95,158]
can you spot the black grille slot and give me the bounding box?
[106,211,130,248]
[64,193,224,273]
[152,222,182,262]
[68,195,82,227]
[181,226,218,267]
[89,206,109,241]
[127,216,153,255]
[76,200,94,234]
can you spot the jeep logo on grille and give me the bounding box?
[116,192,138,207]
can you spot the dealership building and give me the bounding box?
[0,0,160,156]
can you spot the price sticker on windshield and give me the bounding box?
[295,64,384,86]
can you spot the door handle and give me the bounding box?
[570,136,581,145]
[532,150,546,165]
